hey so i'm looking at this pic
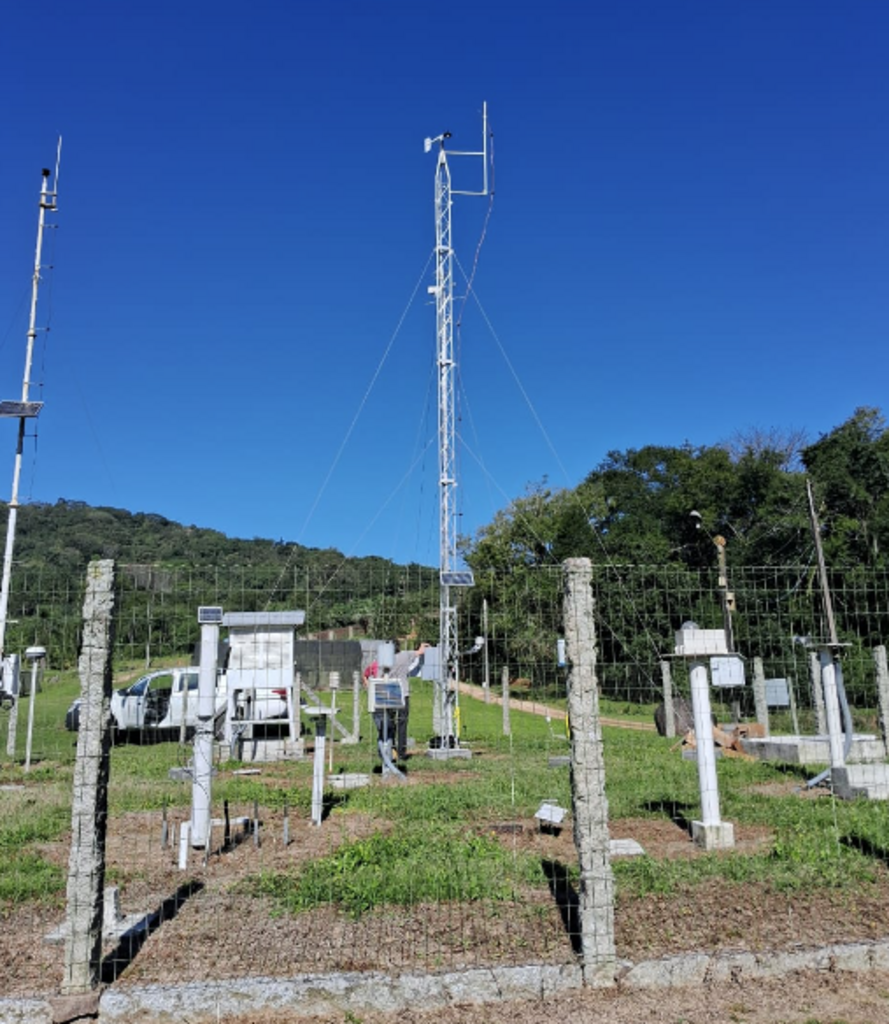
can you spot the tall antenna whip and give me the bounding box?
[0,147,60,734]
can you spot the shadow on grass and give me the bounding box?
[840,833,889,867]
[541,859,582,956]
[765,761,814,783]
[642,799,696,836]
[101,880,203,984]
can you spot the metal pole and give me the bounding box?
[191,621,219,848]
[23,653,42,771]
[806,478,839,646]
[0,163,58,678]
[434,141,456,748]
[806,478,846,770]
[427,108,489,749]
[482,597,490,703]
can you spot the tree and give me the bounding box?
[803,407,889,568]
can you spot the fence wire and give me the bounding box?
[2,561,889,1004]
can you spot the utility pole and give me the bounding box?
[806,477,848,773]
[425,105,490,752]
[0,148,60,731]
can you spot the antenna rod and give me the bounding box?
[806,476,839,646]
[0,159,59,697]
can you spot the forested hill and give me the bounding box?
[1,499,417,576]
[463,407,889,574]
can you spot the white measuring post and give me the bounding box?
[191,607,221,849]
[328,671,339,771]
[22,645,45,771]
[673,625,735,851]
[819,648,846,770]
[305,705,333,826]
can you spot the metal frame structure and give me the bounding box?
[0,149,59,727]
[425,106,489,746]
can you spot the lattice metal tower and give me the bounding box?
[425,105,489,747]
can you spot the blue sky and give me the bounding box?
[1,2,887,566]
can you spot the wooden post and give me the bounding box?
[501,664,510,737]
[563,558,615,987]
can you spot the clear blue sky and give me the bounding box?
[1,2,887,566]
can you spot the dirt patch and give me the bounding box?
[4,792,889,1015]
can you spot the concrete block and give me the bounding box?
[824,942,874,972]
[610,838,645,857]
[743,734,884,766]
[621,953,710,990]
[426,747,472,760]
[708,951,758,984]
[832,764,889,800]
[691,820,735,851]
[870,939,889,970]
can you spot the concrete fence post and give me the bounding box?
[563,557,615,987]
[501,665,510,737]
[61,559,116,1002]
[874,646,889,753]
[752,656,770,737]
[660,660,675,738]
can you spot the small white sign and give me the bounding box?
[765,678,790,707]
[710,656,745,688]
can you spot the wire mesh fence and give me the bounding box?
[3,560,889,1006]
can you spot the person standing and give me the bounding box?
[390,640,428,760]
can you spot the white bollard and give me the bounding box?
[191,619,219,848]
[178,821,191,870]
[689,660,721,828]
[819,650,846,770]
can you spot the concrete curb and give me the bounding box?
[4,939,889,1023]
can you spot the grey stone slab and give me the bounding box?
[610,838,645,857]
[823,942,875,972]
[0,998,51,1023]
[707,951,758,984]
[621,953,711,990]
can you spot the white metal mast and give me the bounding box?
[425,106,489,749]
[0,150,59,701]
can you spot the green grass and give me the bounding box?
[5,674,889,919]
[241,826,541,917]
[0,852,64,904]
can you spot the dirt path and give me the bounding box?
[457,681,656,732]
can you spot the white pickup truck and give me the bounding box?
[65,667,291,739]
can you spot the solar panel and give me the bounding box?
[368,677,405,712]
[441,570,475,587]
